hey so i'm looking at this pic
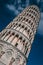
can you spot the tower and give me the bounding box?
[0,5,40,65]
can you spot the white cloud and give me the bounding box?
[18,5,24,11]
[17,0,21,4]
[6,4,20,15]
[6,4,16,11]
[26,0,29,6]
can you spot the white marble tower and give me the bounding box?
[0,5,40,65]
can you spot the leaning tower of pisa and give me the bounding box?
[0,5,40,65]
